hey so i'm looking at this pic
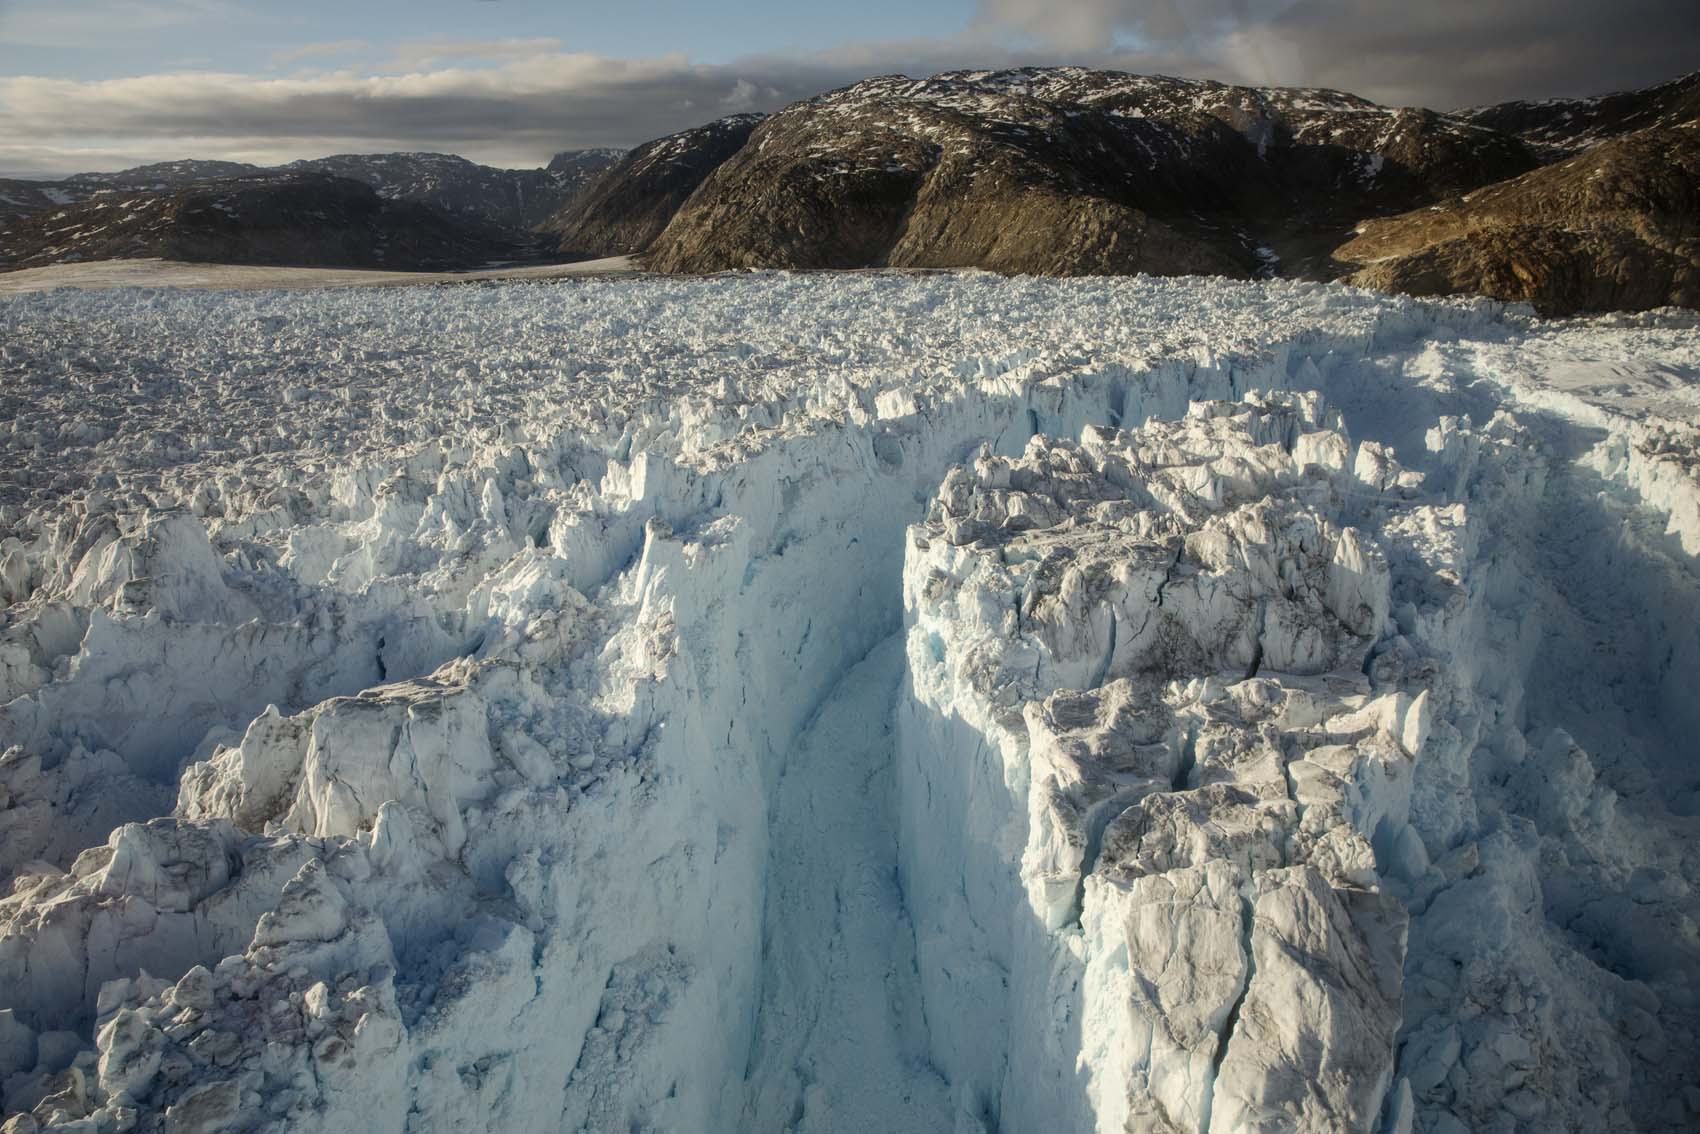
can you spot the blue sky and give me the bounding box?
[0,0,982,80]
[0,0,1693,176]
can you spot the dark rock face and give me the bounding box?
[539,114,765,257]
[0,181,75,224]
[2,162,266,223]
[1333,125,1700,315]
[1460,72,1700,160]
[0,152,624,234]
[0,174,524,272]
[642,69,1535,278]
[287,150,623,229]
[546,149,628,188]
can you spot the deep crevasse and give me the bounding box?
[0,275,1694,1134]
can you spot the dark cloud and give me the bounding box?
[1256,0,1700,106]
[975,0,1700,107]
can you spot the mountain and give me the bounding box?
[640,68,1534,277]
[546,147,628,185]
[1460,71,1700,160]
[0,150,623,233]
[0,173,525,272]
[0,180,80,224]
[1,161,265,223]
[1333,123,1700,315]
[63,159,265,189]
[540,114,765,257]
[286,149,623,230]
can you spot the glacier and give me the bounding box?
[0,273,1696,1134]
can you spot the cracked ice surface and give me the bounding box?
[0,274,1696,1134]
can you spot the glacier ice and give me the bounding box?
[0,273,1696,1133]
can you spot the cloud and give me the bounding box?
[2,4,1695,177]
[270,40,368,67]
[974,0,1700,106]
[381,37,569,71]
[0,40,1078,174]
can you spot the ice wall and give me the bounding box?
[897,395,1416,1132]
[893,335,1700,1132]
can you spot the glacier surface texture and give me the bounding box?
[0,273,1697,1134]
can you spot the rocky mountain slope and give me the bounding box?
[1462,71,1700,159]
[0,150,622,232]
[641,68,1535,277]
[1,162,262,224]
[62,159,266,189]
[1334,123,1700,314]
[0,181,78,225]
[287,149,622,230]
[540,114,764,257]
[0,173,525,272]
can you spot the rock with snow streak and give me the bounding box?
[287,150,623,231]
[2,163,265,224]
[645,67,1533,277]
[539,113,765,257]
[2,153,623,234]
[1460,71,1700,161]
[1335,123,1700,315]
[0,173,525,272]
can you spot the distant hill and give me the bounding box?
[286,150,623,230]
[63,159,265,188]
[0,173,526,273]
[2,161,263,223]
[0,150,624,231]
[1460,72,1700,160]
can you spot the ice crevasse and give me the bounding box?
[0,274,1696,1134]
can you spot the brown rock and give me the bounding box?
[642,68,1533,278]
[1333,125,1700,315]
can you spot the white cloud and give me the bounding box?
[381,37,570,71]
[0,43,1044,174]
[270,40,368,67]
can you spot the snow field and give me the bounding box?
[0,273,1695,1134]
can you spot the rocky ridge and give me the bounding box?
[286,150,623,230]
[1461,72,1700,160]
[0,174,525,273]
[1335,123,1700,315]
[0,151,624,232]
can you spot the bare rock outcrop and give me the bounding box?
[1334,124,1700,315]
[540,114,765,258]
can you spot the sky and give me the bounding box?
[0,0,1695,176]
